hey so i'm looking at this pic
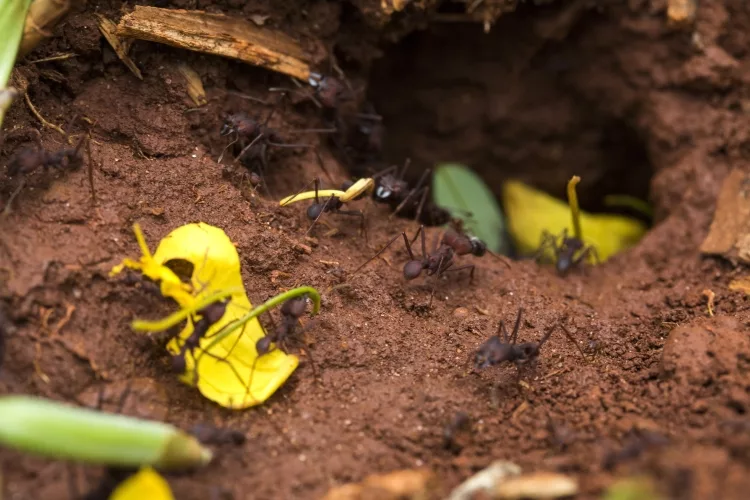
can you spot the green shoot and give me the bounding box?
[0,396,212,469]
[201,286,321,354]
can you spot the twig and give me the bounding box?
[23,91,66,137]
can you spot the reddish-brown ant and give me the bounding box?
[3,124,95,214]
[218,108,333,191]
[171,298,230,376]
[474,307,586,374]
[442,411,472,453]
[279,177,372,238]
[351,225,477,307]
[536,228,599,276]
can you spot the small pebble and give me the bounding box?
[453,307,469,317]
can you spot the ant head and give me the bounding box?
[518,342,538,359]
[256,336,273,356]
[556,256,572,276]
[172,355,187,374]
[307,203,325,220]
[220,115,238,136]
[403,260,424,280]
[470,237,487,257]
[474,336,513,369]
[280,296,308,318]
[374,176,408,202]
[310,75,347,109]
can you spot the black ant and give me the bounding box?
[3,124,95,214]
[536,228,599,276]
[246,295,318,399]
[351,225,477,307]
[279,177,372,238]
[218,107,333,191]
[171,298,230,375]
[370,161,454,227]
[189,424,247,446]
[474,307,586,375]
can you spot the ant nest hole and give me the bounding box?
[355,1,664,253]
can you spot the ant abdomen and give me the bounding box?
[307,203,325,219]
[280,296,308,318]
[256,336,273,356]
[172,354,187,374]
[403,260,424,280]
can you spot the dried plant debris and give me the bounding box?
[667,0,698,27]
[116,6,313,80]
[18,0,71,58]
[176,64,206,107]
[96,14,142,80]
[323,469,440,500]
[700,169,750,264]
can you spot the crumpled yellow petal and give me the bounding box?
[279,189,345,206]
[111,223,298,409]
[109,467,174,500]
[502,180,648,262]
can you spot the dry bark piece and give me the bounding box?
[96,14,143,80]
[448,461,522,500]
[323,469,440,500]
[176,63,206,106]
[667,0,698,27]
[495,472,578,499]
[116,6,312,81]
[18,0,72,58]
[699,169,750,264]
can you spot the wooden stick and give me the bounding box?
[116,6,312,81]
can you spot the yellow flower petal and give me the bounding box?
[111,223,298,409]
[502,180,648,262]
[109,467,174,500]
[279,189,346,206]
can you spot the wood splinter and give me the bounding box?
[116,6,313,81]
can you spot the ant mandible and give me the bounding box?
[171,298,230,375]
[536,228,599,276]
[474,307,586,374]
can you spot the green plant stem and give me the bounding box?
[201,286,321,353]
[0,396,211,469]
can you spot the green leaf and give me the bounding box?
[432,163,507,254]
[0,0,32,127]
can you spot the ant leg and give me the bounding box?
[389,169,430,220]
[217,133,238,163]
[415,186,431,225]
[350,232,407,276]
[336,209,368,241]
[510,308,524,345]
[442,264,476,284]
[305,196,333,236]
[85,134,96,204]
[398,158,412,180]
[312,147,336,185]
[233,132,264,165]
[557,323,589,361]
[428,254,450,308]
[2,178,27,216]
[391,185,426,220]
[281,177,320,206]
[258,144,275,198]
[419,224,428,258]
[372,164,399,179]
[498,320,510,343]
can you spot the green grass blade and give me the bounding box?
[0,396,212,469]
[0,0,32,127]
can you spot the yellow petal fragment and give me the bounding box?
[502,180,648,262]
[279,189,346,206]
[109,467,174,500]
[339,178,375,202]
[111,223,298,409]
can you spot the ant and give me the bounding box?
[171,298,230,375]
[246,295,318,399]
[474,307,586,375]
[279,177,373,238]
[535,228,599,276]
[218,106,333,192]
[370,161,454,227]
[189,424,246,446]
[3,123,95,215]
[351,225,477,307]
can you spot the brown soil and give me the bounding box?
[3,1,750,499]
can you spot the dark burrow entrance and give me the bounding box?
[365,3,654,219]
